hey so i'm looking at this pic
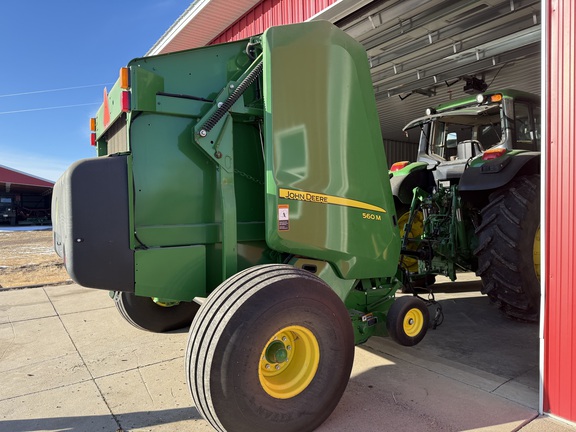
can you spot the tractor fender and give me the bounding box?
[458,152,540,202]
[389,162,434,206]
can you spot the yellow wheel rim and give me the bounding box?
[398,210,424,272]
[403,308,424,337]
[533,226,541,281]
[258,325,319,399]
[152,298,180,307]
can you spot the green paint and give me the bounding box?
[290,258,355,303]
[135,246,206,301]
[390,161,428,177]
[262,21,400,280]
[60,22,408,341]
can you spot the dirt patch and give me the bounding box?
[0,230,70,288]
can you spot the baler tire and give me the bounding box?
[114,291,199,333]
[386,296,429,346]
[186,264,354,432]
[474,174,540,322]
[396,205,425,275]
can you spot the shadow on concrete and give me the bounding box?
[404,279,539,380]
[321,361,539,432]
[0,407,203,432]
[319,281,541,431]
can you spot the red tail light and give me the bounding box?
[90,133,96,147]
[121,91,131,112]
[390,161,410,172]
[482,148,507,160]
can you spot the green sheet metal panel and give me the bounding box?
[130,113,219,247]
[135,245,206,301]
[124,39,269,297]
[262,21,400,280]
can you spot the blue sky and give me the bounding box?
[0,1,190,181]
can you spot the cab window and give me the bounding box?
[514,102,539,151]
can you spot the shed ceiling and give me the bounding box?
[325,0,542,142]
[150,0,541,143]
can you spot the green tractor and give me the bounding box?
[52,22,430,432]
[391,90,541,321]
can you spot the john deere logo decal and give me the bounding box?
[278,188,386,213]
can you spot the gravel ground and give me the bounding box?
[0,228,70,288]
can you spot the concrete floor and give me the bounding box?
[0,276,574,432]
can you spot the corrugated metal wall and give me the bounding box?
[544,0,576,423]
[383,139,418,166]
[210,0,337,44]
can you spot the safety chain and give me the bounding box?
[417,290,444,330]
[234,168,264,185]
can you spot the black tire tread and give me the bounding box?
[187,264,343,432]
[386,296,429,346]
[473,174,540,321]
[114,291,199,333]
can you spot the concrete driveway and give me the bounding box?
[0,277,574,432]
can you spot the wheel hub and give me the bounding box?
[258,325,320,399]
[152,297,180,307]
[403,308,424,337]
[265,340,288,363]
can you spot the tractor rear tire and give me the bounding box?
[186,264,354,432]
[396,205,424,275]
[474,175,540,322]
[114,291,199,333]
[386,295,429,346]
[396,205,436,292]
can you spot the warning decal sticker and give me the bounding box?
[278,204,289,231]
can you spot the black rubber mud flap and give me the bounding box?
[52,155,134,291]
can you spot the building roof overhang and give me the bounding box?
[146,0,262,55]
[146,0,369,55]
[0,165,54,192]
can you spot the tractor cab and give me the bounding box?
[403,90,540,184]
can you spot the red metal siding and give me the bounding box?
[210,0,338,44]
[545,0,576,422]
[0,166,53,188]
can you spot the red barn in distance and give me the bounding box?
[0,164,53,226]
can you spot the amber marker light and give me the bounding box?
[90,117,96,132]
[489,93,503,103]
[120,67,130,89]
